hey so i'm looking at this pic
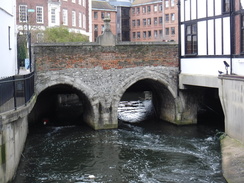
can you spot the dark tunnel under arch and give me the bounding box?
[28,84,94,127]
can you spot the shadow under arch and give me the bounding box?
[113,70,180,124]
[29,82,98,127]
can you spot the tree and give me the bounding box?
[17,34,27,67]
[43,26,89,43]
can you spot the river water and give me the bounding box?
[12,100,227,183]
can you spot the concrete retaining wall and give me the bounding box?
[0,96,36,183]
[219,75,244,144]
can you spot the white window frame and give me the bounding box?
[19,5,27,22]
[83,14,86,29]
[165,0,169,8]
[72,0,76,3]
[79,0,82,5]
[154,5,157,12]
[51,8,56,24]
[79,12,82,28]
[63,9,68,25]
[83,0,86,7]
[36,6,44,24]
[171,0,175,7]
[72,11,76,26]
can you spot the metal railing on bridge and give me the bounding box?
[0,72,34,114]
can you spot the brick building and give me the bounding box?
[100,0,178,42]
[16,0,92,42]
[92,0,117,42]
[130,0,178,42]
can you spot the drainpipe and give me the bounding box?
[177,0,181,96]
[230,1,234,75]
[177,0,181,74]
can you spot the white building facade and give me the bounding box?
[179,0,244,143]
[0,0,18,78]
[179,0,244,88]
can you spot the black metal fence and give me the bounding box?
[0,72,34,113]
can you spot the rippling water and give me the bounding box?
[12,100,226,183]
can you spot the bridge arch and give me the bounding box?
[30,75,99,128]
[113,69,182,124]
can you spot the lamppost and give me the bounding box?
[27,8,35,72]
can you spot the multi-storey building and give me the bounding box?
[16,0,92,42]
[0,0,18,77]
[163,0,178,41]
[131,0,164,42]
[179,0,244,143]
[92,0,117,42]
[130,0,178,42]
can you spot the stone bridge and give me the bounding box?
[31,42,197,129]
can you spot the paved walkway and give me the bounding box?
[221,136,244,183]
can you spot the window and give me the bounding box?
[132,8,135,15]
[165,14,169,22]
[19,5,27,22]
[94,12,98,19]
[137,32,141,39]
[101,12,105,19]
[171,27,175,35]
[79,12,82,27]
[83,0,86,7]
[154,17,157,25]
[171,13,175,21]
[137,19,140,26]
[148,31,151,38]
[142,6,146,13]
[143,19,146,26]
[223,0,230,13]
[171,0,175,7]
[241,0,244,9]
[63,9,68,25]
[143,31,147,38]
[101,25,104,34]
[137,7,140,14]
[133,32,136,39]
[165,28,169,35]
[107,12,111,18]
[79,0,82,5]
[83,14,86,29]
[165,0,169,8]
[154,5,157,12]
[159,17,163,24]
[147,6,151,13]
[36,6,43,23]
[186,24,197,54]
[147,18,151,25]
[72,11,76,26]
[51,9,56,23]
[159,30,163,37]
[159,4,163,11]
[94,24,98,31]
[132,20,136,27]
[154,30,158,38]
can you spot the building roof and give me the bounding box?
[92,1,116,11]
[132,0,162,6]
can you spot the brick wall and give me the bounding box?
[34,42,178,71]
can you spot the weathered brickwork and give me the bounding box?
[33,42,197,130]
[34,42,178,71]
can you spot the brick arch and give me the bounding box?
[34,75,99,128]
[112,69,182,124]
